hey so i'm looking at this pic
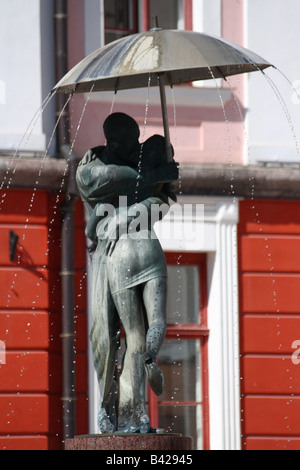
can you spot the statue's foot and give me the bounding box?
[148,426,166,434]
[139,414,151,434]
[116,426,165,434]
[144,356,164,396]
[97,408,114,433]
[117,413,150,434]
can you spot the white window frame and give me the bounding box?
[84,0,105,55]
[193,0,222,36]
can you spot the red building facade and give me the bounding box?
[239,200,300,450]
[0,189,88,450]
[1,0,300,451]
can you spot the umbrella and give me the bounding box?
[53,22,273,162]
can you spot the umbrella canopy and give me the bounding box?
[53,27,273,163]
[53,28,272,95]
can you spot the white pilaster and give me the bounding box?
[206,200,241,450]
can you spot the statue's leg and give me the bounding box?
[142,277,167,396]
[90,312,120,432]
[112,287,150,433]
[90,252,121,433]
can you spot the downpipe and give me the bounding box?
[60,145,79,442]
[54,0,78,442]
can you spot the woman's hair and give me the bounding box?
[140,134,174,171]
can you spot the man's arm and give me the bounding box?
[76,149,179,205]
[76,152,140,204]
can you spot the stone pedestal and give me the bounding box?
[65,433,193,451]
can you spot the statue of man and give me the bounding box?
[76,113,178,433]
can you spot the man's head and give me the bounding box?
[103,112,140,161]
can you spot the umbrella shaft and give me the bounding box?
[158,74,173,163]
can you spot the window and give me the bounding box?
[148,252,210,451]
[104,0,138,44]
[84,0,187,53]
[149,0,184,30]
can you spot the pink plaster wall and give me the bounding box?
[220,0,246,163]
[67,0,247,165]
